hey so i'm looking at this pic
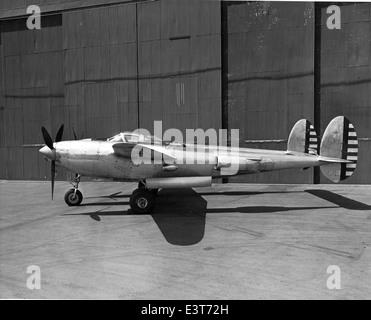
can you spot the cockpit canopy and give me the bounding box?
[107,131,162,145]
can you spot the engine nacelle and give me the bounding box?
[146,176,212,189]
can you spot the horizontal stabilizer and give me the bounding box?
[318,156,353,164]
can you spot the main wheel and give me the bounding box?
[64,189,83,206]
[130,189,156,214]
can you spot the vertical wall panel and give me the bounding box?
[63,3,138,141]
[0,85,5,188]
[0,44,4,163]
[1,22,64,180]
[320,3,371,184]
[226,2,315,184]
[138,0,221,139]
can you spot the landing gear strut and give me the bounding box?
[130,181,158,214]
[64,174,83,206]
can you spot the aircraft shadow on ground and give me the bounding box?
[305,190,371,211]
[64,188,355,246]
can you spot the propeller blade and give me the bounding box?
[42,127,54,150]
[55,124,64,143]
[72,127,78,140]
[51,160,56,201]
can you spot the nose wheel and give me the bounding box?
[64,174,83,206]
[64,189,83,206]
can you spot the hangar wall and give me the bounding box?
[137,0,221,133]
[225,2,315,184]
[0,0,144,19]
[0,1,370,183]
[0,0,221,181]
[225,2,371,184]
[0,17,64,180]
[319,3,371,184]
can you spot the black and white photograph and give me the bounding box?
[0,0,370,303]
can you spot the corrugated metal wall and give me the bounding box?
[0,1,370,183]
[0,0,221,181]
[319,3,371,184]
[1,20,64,179]
[137,0,221,134]
[63,4,139,137]
[226,2,315,184]
[0,42,5,179]
[225,1,370,184]
[0,0,142,19]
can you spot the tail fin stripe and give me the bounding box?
[346,166,355,170]
[339,117,350,181]
[346,117,358,173]
[347,153,358,157]
[308,124,318,154]
[347,148,358,153]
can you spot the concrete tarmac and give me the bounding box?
[0,180,370,299]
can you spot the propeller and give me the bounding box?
[72,127,78,141]
[41,125,64,200]
[72,127,84,141]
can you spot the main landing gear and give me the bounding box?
[63,177,158,214]
[129,181,159,214]
[64,175,83,206]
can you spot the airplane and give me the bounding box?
[34,116,358,214]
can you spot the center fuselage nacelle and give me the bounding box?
[40,140,323,181]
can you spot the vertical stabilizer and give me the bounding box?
[320,116,358,182]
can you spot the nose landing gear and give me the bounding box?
[64,175,83,206]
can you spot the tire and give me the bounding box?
[64,189,83,206]
[130,189,156,214]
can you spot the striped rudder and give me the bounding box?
[307,122,319,155]
[344,121,358,178]
[287,119,318,154]
[320,116,358,182]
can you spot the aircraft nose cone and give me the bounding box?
[39,146,54,160]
